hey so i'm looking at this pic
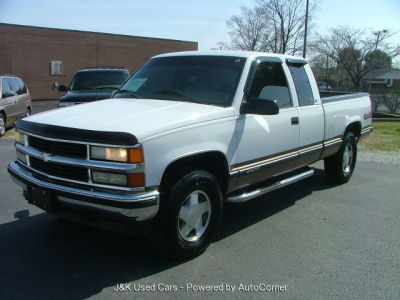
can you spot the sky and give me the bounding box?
[0,0,399,51]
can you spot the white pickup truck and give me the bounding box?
[8,51,373,258]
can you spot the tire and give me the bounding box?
[324,131,357,183]
[0,114,5,137]
[150,169,223,259]
[25,107,31,117]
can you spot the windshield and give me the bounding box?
[114,56,246,106]
[69,70,130,91]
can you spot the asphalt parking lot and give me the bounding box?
[31,99,59,114]
[0,132,399,299]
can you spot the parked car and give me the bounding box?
[317,81,332,91]
[9,51,373,258]
[57,67,130,107]
[0,75,32,137]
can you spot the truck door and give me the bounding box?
[286,61,324,167]
[233,58,300,190]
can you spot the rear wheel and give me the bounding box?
[324,131,357,183]
[25,107,31,117]
[150,169,223,259]
[0,114,5,137]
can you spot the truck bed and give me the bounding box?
[321,91,372,145]
[320,91,369,103]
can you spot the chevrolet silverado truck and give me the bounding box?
[8,51,373,258]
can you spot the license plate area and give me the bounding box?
[27,186,54,212]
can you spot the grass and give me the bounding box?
[2,128,15,140]
[359,122,400,152]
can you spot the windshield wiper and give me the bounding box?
[154,90,200,103]
[114,89,142,98]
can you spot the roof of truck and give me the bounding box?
[153,50,308,64]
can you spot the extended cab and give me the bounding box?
[8,51,373,258]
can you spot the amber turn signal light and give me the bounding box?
[128,148,144,163]
[128,173,145,187]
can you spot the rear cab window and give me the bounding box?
[287,63,315,106]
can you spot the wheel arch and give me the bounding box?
[344,121,362,138]
[160,150,230,194]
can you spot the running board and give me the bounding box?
[227,168,314,203]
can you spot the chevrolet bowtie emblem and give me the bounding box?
[39,153,54,162]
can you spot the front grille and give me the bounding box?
[29,136,87,159]
[30,157,89,182]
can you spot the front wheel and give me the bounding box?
[150,170,223,259]
[324,131,357,183]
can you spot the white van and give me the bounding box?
[0,75,32,136]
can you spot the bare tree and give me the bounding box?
[222,0,316,55]
[312,27,398,88]
[225,6,269,51]
[258,0,315,55]
[309,54,336,85]
[382,88,400,114]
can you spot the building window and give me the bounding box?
[50,61,63,76]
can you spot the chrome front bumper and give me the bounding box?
[8,161,159,222]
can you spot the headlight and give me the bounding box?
[90,146,143,163]
[15,131,26,145]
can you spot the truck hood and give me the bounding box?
[25,98,235,141]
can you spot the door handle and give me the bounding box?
[291,117,299,125]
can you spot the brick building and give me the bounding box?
[0,23,197,99]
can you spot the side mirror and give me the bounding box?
[58,85,68,92]
[240,98,279,115]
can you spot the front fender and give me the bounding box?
[141,117,238,188]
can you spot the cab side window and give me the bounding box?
[248,61,292,108]
[288,65,314,106]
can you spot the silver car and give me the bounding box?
[0,75,32,137]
